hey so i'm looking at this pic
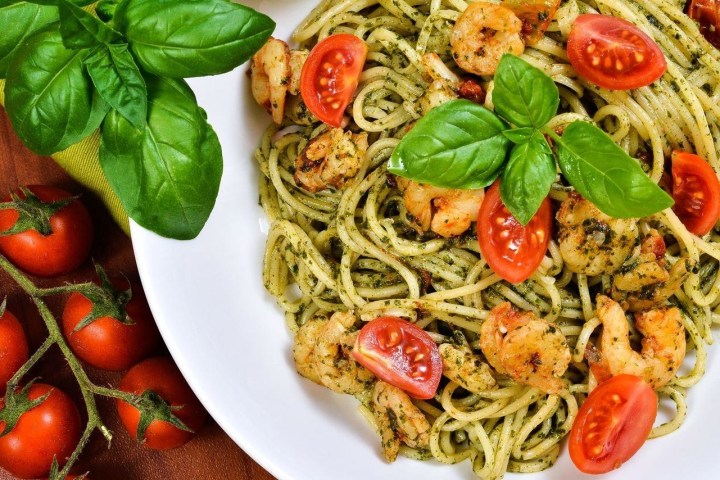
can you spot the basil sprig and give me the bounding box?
[389,54,673,223]
[1,0,275,239]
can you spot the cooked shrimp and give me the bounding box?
[372,381,431,462]
[294,128,368,193]
[480,302,571,394]
[557,192,639,276]
[611,230,692,311]
[451,2,525,76]
[292,318,326,385]
[313,311,376,394]
[419,53,460,114]
[250,38,306,124]
[439,341,496,393]
[397,178,484,238]
[596,295,685,388]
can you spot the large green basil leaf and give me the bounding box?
[388,99,510,189]
[0,3,58,78]
[115,0,275,78]
[556,121,673,218]
[100,76,223,239]
[5,29,107,155]
[493,54,559,129]
[500,131,556,225]
[58,0,119,49]
[85,44,146,129]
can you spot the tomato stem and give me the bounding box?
[0,253,133,478]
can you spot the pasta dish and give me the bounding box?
[250,0,720,477]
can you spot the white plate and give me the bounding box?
[131,1,720,479]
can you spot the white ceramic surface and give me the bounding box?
[131,1,720,479]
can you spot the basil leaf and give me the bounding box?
[115,0,275,78]
[0,3,58,78]
[100,76,223,239]
[502,127,535,144]
[85,44,146,129]
[388,99,510,189]
[493,54,559,129]
[58,0,119,49]
[500,131,556,225]
[5,29,107,155]
[96,0,122,22]
[556,121,674,218]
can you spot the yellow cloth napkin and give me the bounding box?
[0,79,130,235]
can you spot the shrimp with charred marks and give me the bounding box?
[596,295,685,388]
[250,38,307,124]
[480,302,571,394]
[372,381,431,462]
[396,177,485,238]
[557,192,639,276]
[418,53,486,114]
[294,128,368,193]
[451,2,525,76]
[293,311,375,395]
[611,230,693,311]
[439,336,496,393]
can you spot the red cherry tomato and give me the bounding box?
[0,185,93,277]
[504,0,561,45]
[687,0,720,48]
[567,14,667,90]
[352,316,442,399]
[477,180,552,284]
[0,383,82,479]
[671,150,720,236]
[116,357,208,450]
[0,308,29,392]
[569,374,657,474]
[62,279,161,371]
[300,33,367,127]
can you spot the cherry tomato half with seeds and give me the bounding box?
[569,374,657,474]
[0,383,82,479]
[671,150,720,236]
[567,14,667,90]
[352,316,442,399]
[300,33,368,127]
[0,185,93,277]
[62,278,161,371]
[0,307,29,392]
[687,0,720,48]
[117,357,208,450]
[477,180,552,284]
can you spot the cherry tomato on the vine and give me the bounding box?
[671,150,720,236]
[300,33,368,127]
[569,374,657,474]
[117,357,208,450]
[0,307,29,391]
[62,278,161,371]
[0,185,93,277]
[0,383,82,479]
[567,14,667,90]
[477,180,552,284]
[687,0,720,48]
[352,316,442,399]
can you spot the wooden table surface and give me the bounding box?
[0,107,276,480]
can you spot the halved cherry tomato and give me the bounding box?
[503,0,561,45]
[687,0,720,48]
[569,374,657,474]
[300,33,367,127]
[671,150,720,236]
[477,180,552,284]
[351,316,442,399]
[567,14,667,90]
